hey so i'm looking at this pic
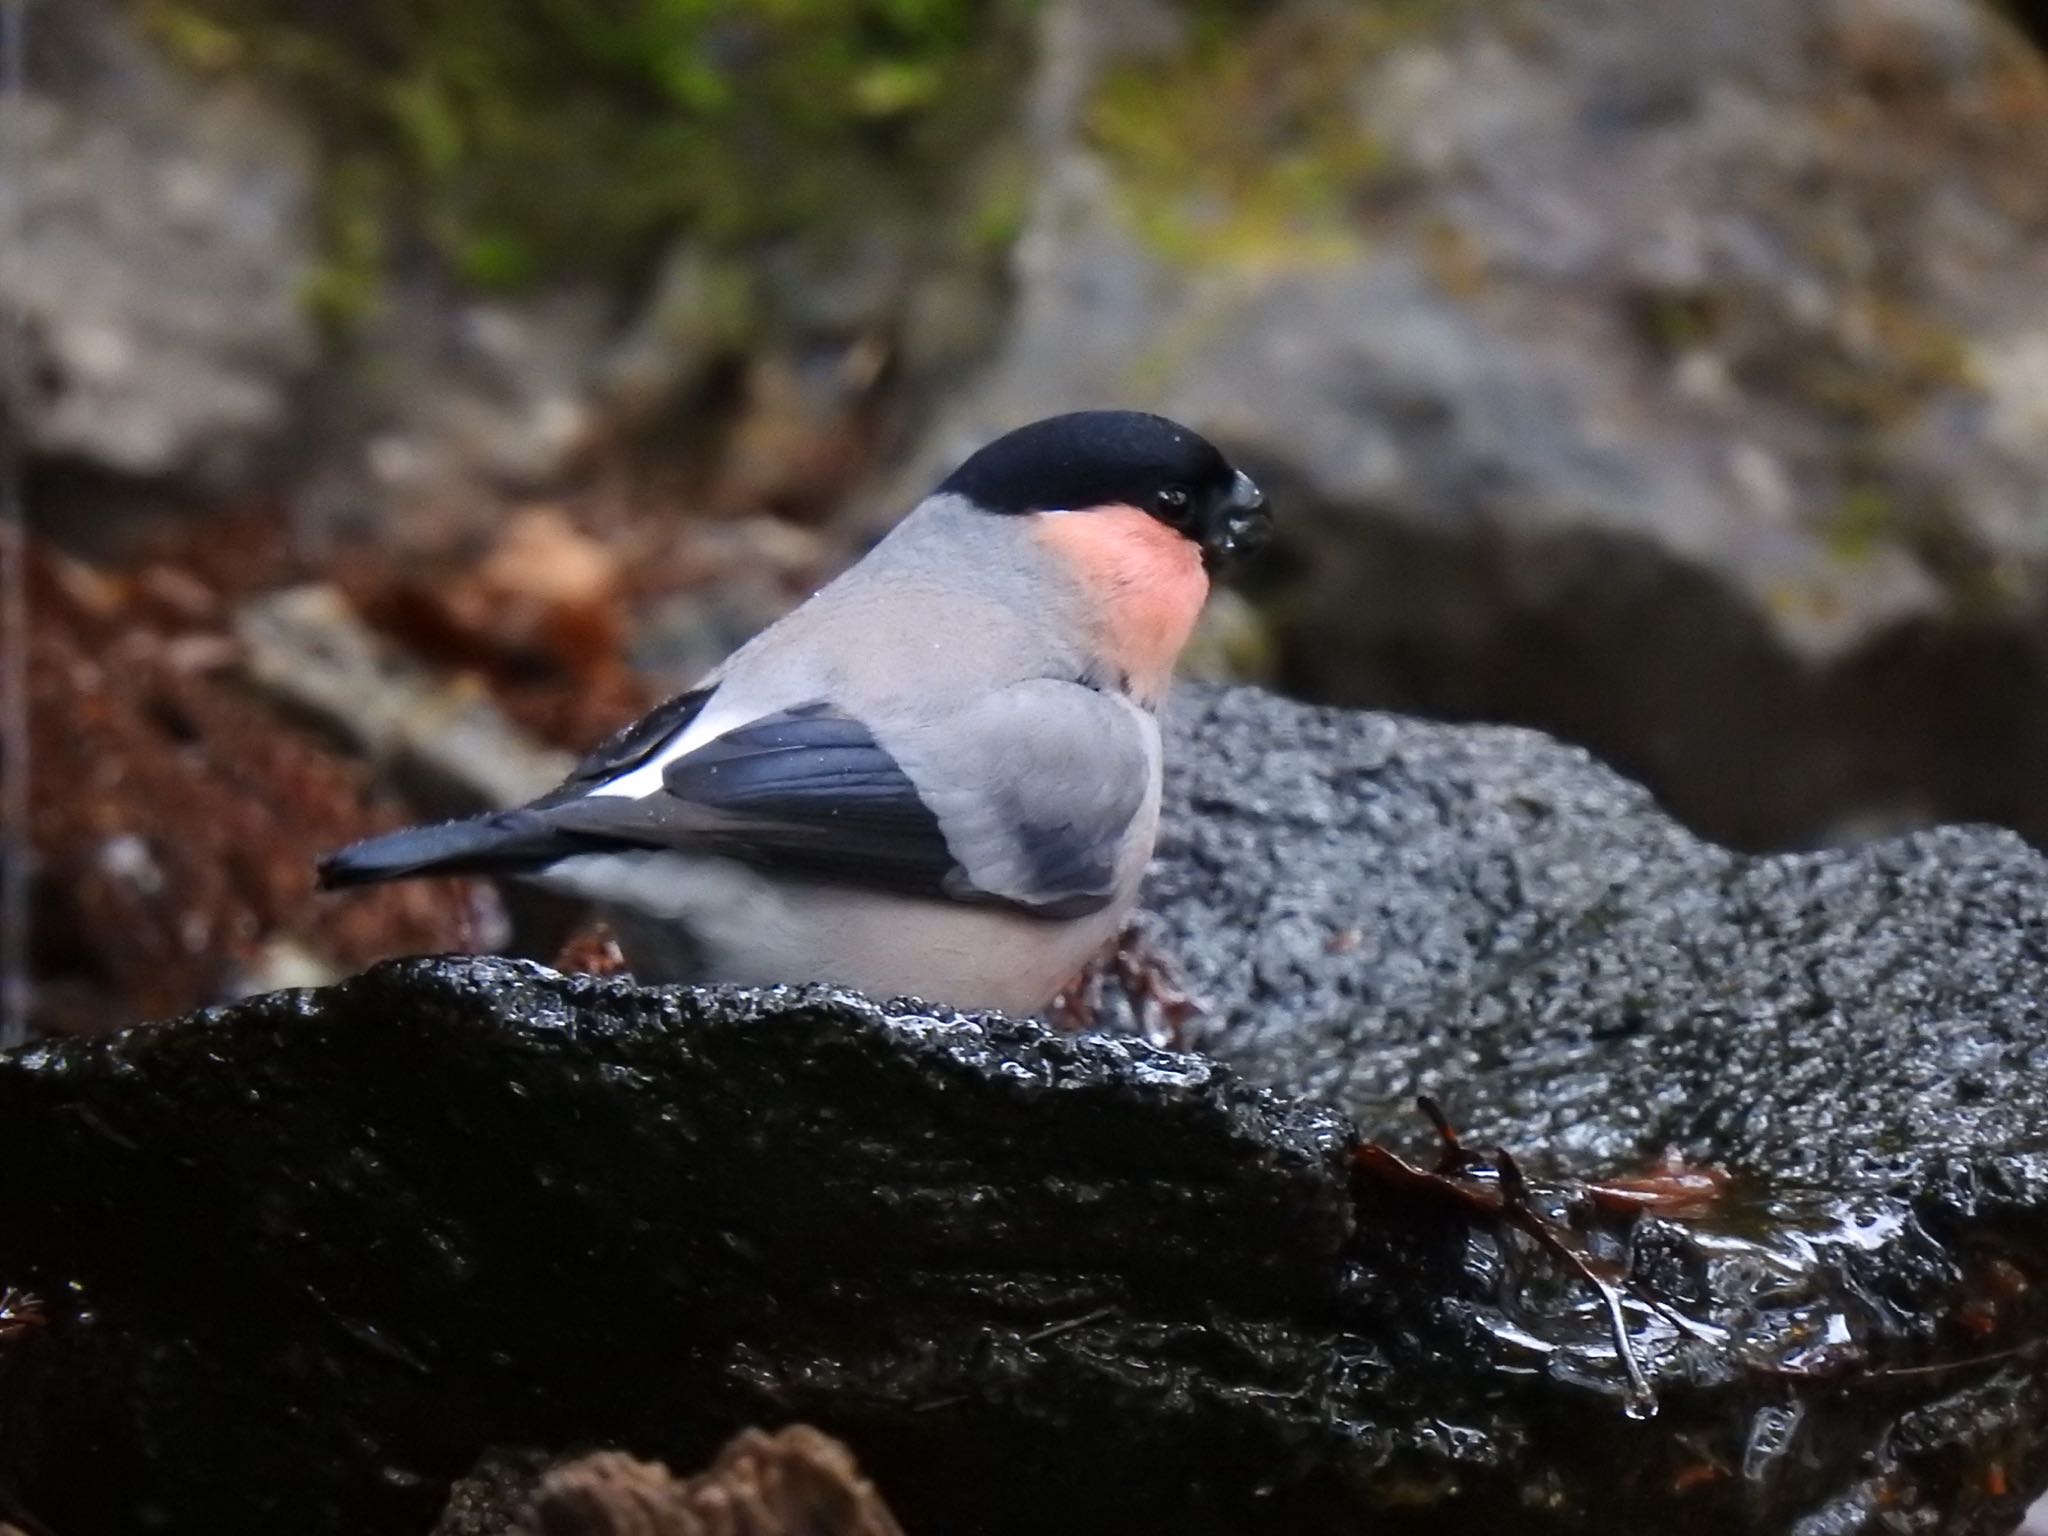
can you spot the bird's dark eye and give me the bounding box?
[1154,485,1192,523]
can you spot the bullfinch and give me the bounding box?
[318,410,1271,1015]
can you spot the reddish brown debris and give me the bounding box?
[341,506,653,753]
[1670,1460,1729,1494]
[520,1425,907,1536]
[17,530,492,1035]
[1984,1256,2031,1300]
[1954,1255,2032,1337]
[1354,1098,1660,1415]
[9,408,867,1040]
[1585,1150,1732,1218]
[1958,1298,2002,1336]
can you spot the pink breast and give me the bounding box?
[1035,506,1209,703]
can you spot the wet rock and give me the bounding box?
[0,958,1356,1536]
[5,0,317,489]
[4,687,2048,1534]
[1153,687,2048,1176]
[1164,686,2048,1529]
[903,0,2048,850]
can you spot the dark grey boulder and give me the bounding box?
[3,687,2047,1536]
[1159,688,2048,1186]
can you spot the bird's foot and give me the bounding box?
[1047,920,1205,1049]
[1044,973,1098,1035]
[551,922,629,978]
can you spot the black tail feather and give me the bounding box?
[316,810,576,890]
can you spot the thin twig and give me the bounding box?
[1359,1098,1661,1416]
[0,0,33,1050]
[1849,1340,2042,1381]
[1020,1305,1116,1346]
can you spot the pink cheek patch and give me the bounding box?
[1035,505,1209,699]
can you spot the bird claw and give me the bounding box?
[551,922,629,978]
[1047,920,1206,1049]
[1044,976,1096,1035]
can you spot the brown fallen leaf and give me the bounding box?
[520,1425,907,1536]
[346,506,650,752]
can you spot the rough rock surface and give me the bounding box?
[7,2,317,489]
[1158,689,2048,1180]
[902,0,2048,849]
[4,687,2048,1536]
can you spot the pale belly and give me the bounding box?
[538,851,1131,1016]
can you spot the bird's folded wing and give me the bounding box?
[538,684,717,802]
[540,683,1150,919]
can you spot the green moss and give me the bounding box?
[296,155,390,335]
[1823,484,1899,565]
[1632,289,1724,354]
[964,142,1034,255]
[1816,479,2023,619]
[1784,303,1976,431]
[139,0,1037,311]
[1084,0,1466,268]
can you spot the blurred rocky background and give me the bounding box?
[10,0,2048,1036]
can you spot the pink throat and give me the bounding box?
[1034,505,1209,703]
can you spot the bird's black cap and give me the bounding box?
[939,410,1234,514]
[937,410,1271,568]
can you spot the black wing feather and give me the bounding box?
[317,809,581,889]
[323,690,1133,919]
[660,704,963,895]
[538,684,718,804]
[543,702,968,903]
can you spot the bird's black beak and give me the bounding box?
[1202,469,1272,572]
